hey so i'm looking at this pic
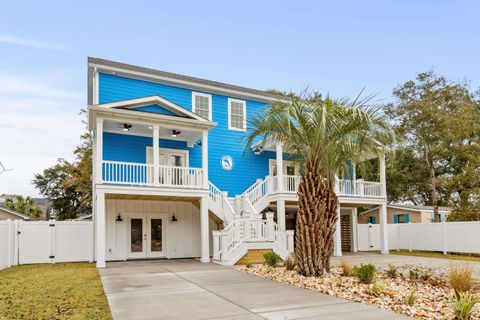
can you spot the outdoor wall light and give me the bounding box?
[171,214,178,222]
[116,213,123,222]
[253,147,262,155]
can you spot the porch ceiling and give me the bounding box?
[103,119,202,145]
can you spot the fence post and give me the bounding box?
[408,222,412,252]
[397,224,401,252]
[7,220,12,268]
[50,221,56,264]
[15,220,20,265]
[442,220,448,255]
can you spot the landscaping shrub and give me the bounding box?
[385,264,398,279]
[339,260,353,276]
[409,267,421,281]
[403,291,417,306]
[450,292,479,320]
[246,263,253,268]
[420,269,434,281]
[284,253,296,271]
[353,264,376,284]
[368,282,383,297]
[263,251,281,267]
[449,265,474,298]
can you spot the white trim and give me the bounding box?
[89,106,216,132]
[90,62,290,104]
[227,98,247,131]
[192,92,212,121]
[95,96,207,122]
[268,159,300,176]
[146,146,189,167]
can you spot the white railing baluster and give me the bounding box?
[100,160,204,188]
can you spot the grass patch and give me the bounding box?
[0,263,112,319]
[382,250,480,262]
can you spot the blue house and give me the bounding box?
[88,58,389,267]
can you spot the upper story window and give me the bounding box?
[228,98,246,131]
[192,92,212,121]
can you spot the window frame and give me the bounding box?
[228,98,247,131]
[192,92,212,121]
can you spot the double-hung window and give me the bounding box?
[192,92,212,121]
[228,98,246,131]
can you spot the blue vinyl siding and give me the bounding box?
[99,73,276,195]
[134,104,179,116]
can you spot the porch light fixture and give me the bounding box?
[171,130,181,137]
[148,126,153,130]
[253,147,262,155]
[116,213,123,222]
[170,214,178,222]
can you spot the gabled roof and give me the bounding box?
[95,95,208,122]
[88,57,290,105]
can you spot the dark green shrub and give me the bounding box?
[246,263,253,268]
[353,264,377,284]
[263,251,281,267]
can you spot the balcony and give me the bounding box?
[101,160,205,189]
[243,175,385,207]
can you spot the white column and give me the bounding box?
[95,118,103,183]
[333,178,342,256]
[277,200,286,231]
[200,196,210,262]
[202,131,209,188]
[276,143,284,192]
[266,211,275,241]
[379,154,387,198]
[153,125,160,186]
[379,203,389,254]
[95,190,106,268]
[351,208,358,252]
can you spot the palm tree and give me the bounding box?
[3,195,42,219]
[246,94,394,276]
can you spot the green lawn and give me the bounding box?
[387,249,480,262]
[0,263,112,320]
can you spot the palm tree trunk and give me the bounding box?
[295,166,325,276]
[321,186,339,272]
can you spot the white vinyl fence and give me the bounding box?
[0,220,94,270]
[358,221,480,254]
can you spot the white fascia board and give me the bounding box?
[96,95,207,122]
[88,106,217,131]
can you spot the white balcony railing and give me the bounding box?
[242,175,385,205]
[101,160,205,188]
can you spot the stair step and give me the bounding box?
[235,249,274,265]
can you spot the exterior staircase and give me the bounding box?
[208,179,294,265]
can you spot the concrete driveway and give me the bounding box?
[99,259,409,320]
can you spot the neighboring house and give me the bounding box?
[358,204,452,224]
[89,57,390,268]
[0,207,33,221]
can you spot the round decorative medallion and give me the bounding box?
[220,155,234,171]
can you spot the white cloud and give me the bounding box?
[0,34,61,50]
[0,71,85,197]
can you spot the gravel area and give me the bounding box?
[239,263,480,320]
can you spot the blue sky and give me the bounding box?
[1,0,479,196]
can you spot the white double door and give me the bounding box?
[128,214,166,259]
[147,147,188,185]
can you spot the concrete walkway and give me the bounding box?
[100,259,409,320]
